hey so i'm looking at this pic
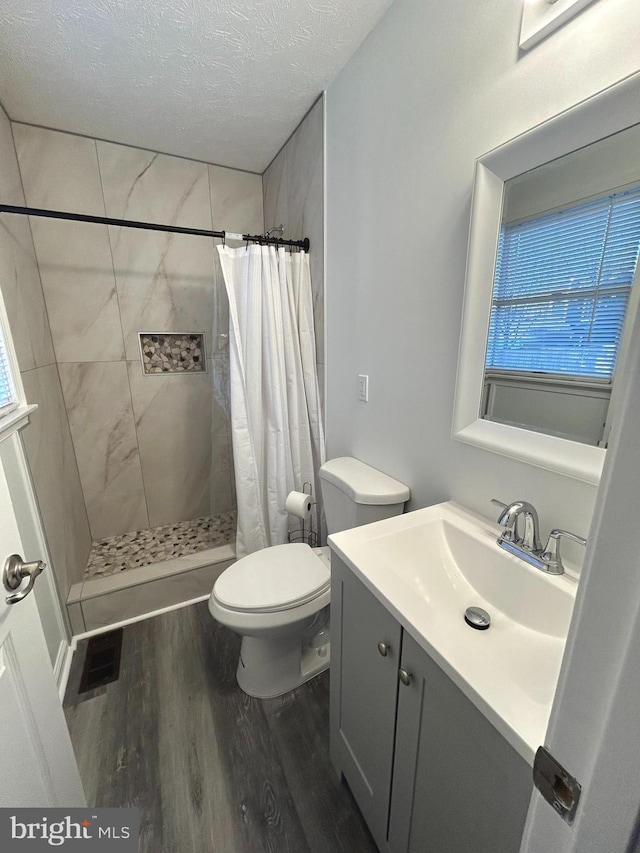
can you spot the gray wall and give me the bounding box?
[0,107,91,600]
[325,0,640,558]
[263,96,325,413]
[13,124,264,542]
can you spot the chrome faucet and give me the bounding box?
[491,499,542,552]
[491,499,586,575]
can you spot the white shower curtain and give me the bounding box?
[217,244,325,559]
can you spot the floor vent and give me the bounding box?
[79,629,124,693]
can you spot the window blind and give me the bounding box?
[486,185,640,380]
[0,323,16,412]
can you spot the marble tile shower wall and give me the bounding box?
[0,106,92,599]
[262,96,325,412]
[13,124,264,542]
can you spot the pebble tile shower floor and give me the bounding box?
[84,512,236,578]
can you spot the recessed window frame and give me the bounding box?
[452,72,640,486]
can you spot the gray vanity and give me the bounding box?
[330,555,531,852]
[328,501,577,853]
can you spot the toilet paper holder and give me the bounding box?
[287,482,318,548]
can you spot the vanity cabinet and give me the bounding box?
[329,552,402,846]
[330,555,533,853]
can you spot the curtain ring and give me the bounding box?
[222,231,226,247]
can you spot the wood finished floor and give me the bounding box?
[63,602,378,853]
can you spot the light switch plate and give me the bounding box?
[358,374,369,402]
[520,0,599,51]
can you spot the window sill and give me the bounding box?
[453,417,604,485]
[0,405,38,443]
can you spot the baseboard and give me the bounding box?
[71,592,212,642]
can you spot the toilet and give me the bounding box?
[208,456,410,698]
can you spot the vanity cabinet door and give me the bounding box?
[330,556,402,851]
[387,632,532,853]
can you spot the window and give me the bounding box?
[0,315,17,416]
[482,184,640,446]
[486,185,640,382]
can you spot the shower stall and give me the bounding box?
[1,126,293,631]
[4,99,323,634]
[44,210,246,631]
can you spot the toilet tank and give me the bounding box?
[319,457,411,535]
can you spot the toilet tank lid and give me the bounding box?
[319,457,410,505]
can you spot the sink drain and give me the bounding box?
[464,606,491,630]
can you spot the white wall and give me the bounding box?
[325,0,640,552]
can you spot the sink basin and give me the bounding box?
[369,510,575,638]
[328,501,578,764]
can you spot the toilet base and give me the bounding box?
[236,633,331,699]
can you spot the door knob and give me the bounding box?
[3,554,46,605]
[377,642,391,657]
[399,668,412,686]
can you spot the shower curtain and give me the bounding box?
[217,244,325,558]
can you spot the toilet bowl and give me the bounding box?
[208,544,331,698]
[209,456,410,699]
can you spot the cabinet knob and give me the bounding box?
[399,668,412,686]
[377,642,391,657]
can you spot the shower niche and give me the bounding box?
[139,332,206,374]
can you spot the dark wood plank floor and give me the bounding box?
[64,602,379,853]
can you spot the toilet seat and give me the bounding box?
[213,544,330,614]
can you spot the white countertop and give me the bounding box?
[328,501,578,766]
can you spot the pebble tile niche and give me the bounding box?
[140,332,205,374]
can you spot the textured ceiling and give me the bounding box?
[0,0,394,173]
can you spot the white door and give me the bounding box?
[519,251,640,851]
[0,448,85,807]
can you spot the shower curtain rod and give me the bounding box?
[0,204,310,251]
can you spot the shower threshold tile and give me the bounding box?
[84,512,236,578]
[79,544,235,600]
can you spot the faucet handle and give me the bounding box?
[541,529,587,575]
